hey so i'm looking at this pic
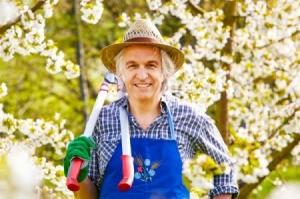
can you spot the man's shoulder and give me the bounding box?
[164,94,203,113]
[164,94,213,122]
[100,96,127,114]
[112,95,127,107]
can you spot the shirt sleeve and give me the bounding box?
[88,119,101,187]
[195,114,239,199]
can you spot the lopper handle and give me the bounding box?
[66,157,84,191]
[66,72,115,192]
[118,155,134,191]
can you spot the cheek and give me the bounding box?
[119,73,132,86]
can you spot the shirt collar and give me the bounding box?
[117,94,169,115]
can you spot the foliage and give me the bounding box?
[0,82,74,197]
[183,154,229,198]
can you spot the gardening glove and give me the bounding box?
[64,136,95,182]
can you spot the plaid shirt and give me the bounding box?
[88,94,239,198]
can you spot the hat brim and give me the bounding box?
[99,42,184,74]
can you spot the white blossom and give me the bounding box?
[7,144,43,194]
[64,61,80,79]
[0,83,8,98]
[190,191,200,199]
[80,0,104,24]
[269,183,300,199]
[0,9,78,79]
[0,112,17,135]
[291,143,300,165]
[146,0,162,10]
[0,0,19,26]
[44,0,54,18]
[118,13,131,27]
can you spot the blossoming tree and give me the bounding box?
[0,0,299,198]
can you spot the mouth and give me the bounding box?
[134,83,152,88]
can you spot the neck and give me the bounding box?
[128,95,161,115]
[128,95,162,130]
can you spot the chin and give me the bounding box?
[133,94,153,101]
[136,96,151,101]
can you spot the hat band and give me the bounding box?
[125,37,161,43]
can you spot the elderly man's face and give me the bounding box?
[120,45,164,102]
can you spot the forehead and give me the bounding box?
[123,45,161,61]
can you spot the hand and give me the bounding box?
[213,194,232,199]
[64,136,95,182]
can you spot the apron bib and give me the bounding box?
[99,105,189,199]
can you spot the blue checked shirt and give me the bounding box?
[88,94,239,198]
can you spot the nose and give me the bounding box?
[136,67,148,80]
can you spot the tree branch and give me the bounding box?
[238,133,300,198]
[264,106,300,142]
[0,0,46,35]
[257,30,299,49]
[233,15,248,19]
[188,0,207,14]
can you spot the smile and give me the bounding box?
[135,83,151,88]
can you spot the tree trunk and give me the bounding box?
[216,0,237,144]
[202,0,211,11]
[74,0,89,122]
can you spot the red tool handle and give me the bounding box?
[65,72,116,192]
[118,155,134,191]
[66,157,83,191]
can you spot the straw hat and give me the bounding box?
[99,19,184,74]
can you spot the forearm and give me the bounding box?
[209,173,239,199]
[74,177,98,199]
[213,194,232,199]
[199,118,239,198]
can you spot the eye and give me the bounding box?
[147,63,157,68]
[127,64,138,69]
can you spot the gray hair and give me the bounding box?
[114,47,176,92]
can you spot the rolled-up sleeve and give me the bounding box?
[209,172,239,199]
[195,114,239,199]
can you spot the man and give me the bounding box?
[64,19,239,199]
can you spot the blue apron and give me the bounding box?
[99,105,189,199]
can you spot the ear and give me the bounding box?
[163,74,170,81]
[116,71,123,81]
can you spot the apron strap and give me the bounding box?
[119,107,132,156]
[120,103,176,141]
[165,104,175,140]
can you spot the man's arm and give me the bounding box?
[195,114,239,198]
[214,194,232,199]
[74,177,98,199]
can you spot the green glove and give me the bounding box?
[64,136,95,182]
